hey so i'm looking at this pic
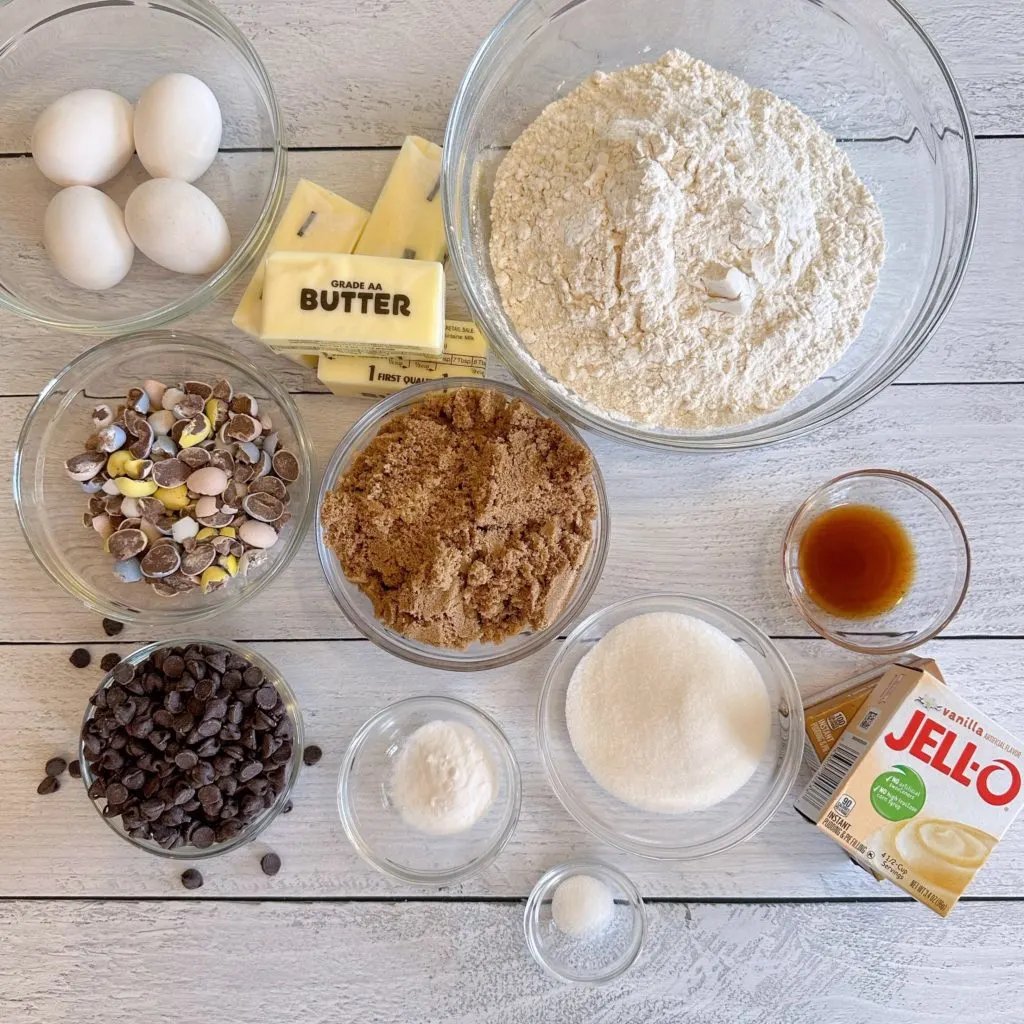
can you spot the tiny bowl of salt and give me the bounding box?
[337,695,522,887]
[537,593,804,861]
[523,859,646,985]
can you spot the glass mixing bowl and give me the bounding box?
[783,469,970,654]
[13,331,314,626]
[316,378,609,672]
[338,696,522,886]
[0,0,286,334]
[443,0,978,450]
[79,639,304,860]
[537,594,804,860]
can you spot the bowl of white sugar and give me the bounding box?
[443,0,977,449]
[537,594,803,860]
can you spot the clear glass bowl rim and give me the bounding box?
[441,0,980,451]
[315,376,610,671]
[781,468,972,654]
[523,857,647,985]
[0,0,288,335]
[12,329,316,626]
[78,637,305,860]
[537,592,805,860]
[336,695,523,886]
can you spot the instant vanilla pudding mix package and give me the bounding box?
[795,661,1023,916]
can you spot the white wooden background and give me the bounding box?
[3,1,1024,1021]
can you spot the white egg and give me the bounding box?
[44,186,135,291]
[133,73,223,182]
[32,89,135,187]
[124,178,231,275]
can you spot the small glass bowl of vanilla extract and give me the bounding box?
[783,470,970,655]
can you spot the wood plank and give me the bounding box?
[1,899,1021,1024]
[2,637,1021,898]
[0,139,1020,397]
[2,0,1010,148]
[3,383,1021,643]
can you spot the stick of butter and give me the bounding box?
[261,251,445,358]
[233,180,370,341]
[317,321,487,397]
[353,136,446,262]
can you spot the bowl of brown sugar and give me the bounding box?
[316,379,609,670]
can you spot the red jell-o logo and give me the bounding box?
[884,709,1021,807]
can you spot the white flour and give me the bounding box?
[565,612,771,813]
[389,720,496,835]
[489,50,886,430]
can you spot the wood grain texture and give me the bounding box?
[3,383,1021,644]
[199,1,1024,143]
[2,637,1022,898]
[1,899,1022,1024]
[0,138,1021,395]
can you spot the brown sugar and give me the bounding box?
[321,387,599,649]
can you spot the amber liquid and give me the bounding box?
[798,503,916,619]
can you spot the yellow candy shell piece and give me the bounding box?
[195,527,219,541]
[115,478,158,497]
[218,527,237,538]
[178,414,212,448]
[155,484,189,510]
[200,565,229,593]
[220,554,239,577]
[106,451,133,477]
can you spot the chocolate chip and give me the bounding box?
[105,782,128,806]
[102,618,124,637]
[180,869,204,890]
[68,760,82,779]
[70,648,91,669]
[260,852,281,877]
[254,686,277,711]
[45,757,68,778]
[242,666,264,688]
[192,826,216,849]
[37,776,60,795]
[100,653,122,672]
[302,745,322,766]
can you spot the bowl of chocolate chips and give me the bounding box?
[79,639,303,857]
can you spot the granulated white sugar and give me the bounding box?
[565,612,772,813]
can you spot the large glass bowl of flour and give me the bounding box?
[443,0,977,450]
[537,594,804,860]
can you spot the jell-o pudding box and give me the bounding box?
[795,660,1023,916]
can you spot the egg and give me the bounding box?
[124,178,232,276]
[44,186,135,291]
[133,73,223,182]
[31,89,135,187]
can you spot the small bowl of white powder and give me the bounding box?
[524,859,646,985]
[537,593,803,860]
[338,695,522,886]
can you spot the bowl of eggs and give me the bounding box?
[0,0,286,334]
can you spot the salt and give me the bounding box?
[551,875,614,938]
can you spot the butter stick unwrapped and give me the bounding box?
[262,251,445,358]
[354,136,446,262]
[317,320,487,397]
[233,179,370,367]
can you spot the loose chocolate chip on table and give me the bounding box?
[180,868,204,890]
[37,776,60,795]
[102,618,124,637]
[70,648,91,669]
[260,852,282,877]
[68,760,82,779]
[45,757,68,778]
[302,745,322,767]
[100,653,122,672]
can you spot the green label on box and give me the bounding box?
[870,764,926,821]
